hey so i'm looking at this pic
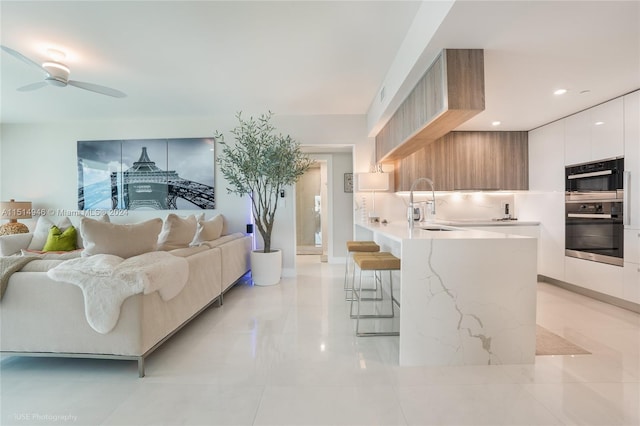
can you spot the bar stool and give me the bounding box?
[350,251,400,337]
[344,240,379,300]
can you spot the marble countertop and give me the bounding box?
[356,221,534,242]
[433,219,540,227]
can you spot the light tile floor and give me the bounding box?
[1,255,639,425]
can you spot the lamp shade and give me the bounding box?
[0,200,32,220]
[357,173,390,192]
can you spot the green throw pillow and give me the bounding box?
[42,225,78,252]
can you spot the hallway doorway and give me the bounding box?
[296,161,327,259]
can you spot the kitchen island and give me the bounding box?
[355,222,537,366]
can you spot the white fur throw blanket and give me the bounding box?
[47,251,189,334]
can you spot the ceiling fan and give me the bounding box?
[1,45,126,98]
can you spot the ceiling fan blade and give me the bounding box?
[1,45,45,73]
[17,81,48,92]
[68,80,126,98]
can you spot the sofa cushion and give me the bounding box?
[0,233,33,256]
[191,214,224,245]
[28,216,73,250]
[19,259,67,272]
[80,217,163,258]
[42,225,78,252]
[157,214,198,251]
[22,249,83,260]
[168,245,210,258]
[201,232,244,248]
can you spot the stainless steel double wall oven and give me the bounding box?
[565,157,626,267]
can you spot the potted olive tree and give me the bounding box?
[215,112,313,286]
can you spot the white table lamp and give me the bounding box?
[358,172,390,222]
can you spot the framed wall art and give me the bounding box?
[77,138,215,211]
[344,172,353,193]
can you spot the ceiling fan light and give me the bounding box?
[42,61,70,74]
[42,61,70,84]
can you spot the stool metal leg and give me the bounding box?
[350,268,394,320]
[355,269,400,337]
[345,253,380,302]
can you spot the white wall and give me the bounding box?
[329,152,354,260]
[0,114,373,275]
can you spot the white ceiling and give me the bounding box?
[0,1,420,123]
[441,0,640,131]
[1,1,639,134]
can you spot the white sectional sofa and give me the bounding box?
[0,214,251,376]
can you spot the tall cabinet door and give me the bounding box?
[624,91,640,229]
[528,120,566,281]
[529,120,565,191]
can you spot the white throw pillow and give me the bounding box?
[191,214,224,245]
[0,233,33,256]
[82,213,111,223]
[27,216,73,250]
[157,213,198,251]
[80,217,163,258]
[77,213,111,248]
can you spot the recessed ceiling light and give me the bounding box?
[594,121,604,126]
[491,121,501,126]
[553,89,567,95]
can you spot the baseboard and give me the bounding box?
[539,275,640,314]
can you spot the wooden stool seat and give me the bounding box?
[353,252,400,271]
[346,241,380,252]
[344,241,380,300]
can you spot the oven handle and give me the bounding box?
[624,171,631,226]
[567,169,613,180]
[567,213,612,219]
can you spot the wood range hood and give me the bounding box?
[375,49,485,163]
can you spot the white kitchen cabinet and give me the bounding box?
[565,97,624,166]
[565,256,624,299]
[623,229,640,303]
[591,97,624,161]
[625,229,640,264]
[623,262,640,303]
[529,120,565,191]
[624,90,640,229]
[565,109,591,166]
[515,193,565,281]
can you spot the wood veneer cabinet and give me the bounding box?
[394,131,529,191]
[376,49,485,162]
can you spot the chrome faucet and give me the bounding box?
[409,177,436,230]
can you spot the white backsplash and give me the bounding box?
[357,191,517,225]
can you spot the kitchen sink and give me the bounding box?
[420,226,453,231]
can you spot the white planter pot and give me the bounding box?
[250,249,282,286]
